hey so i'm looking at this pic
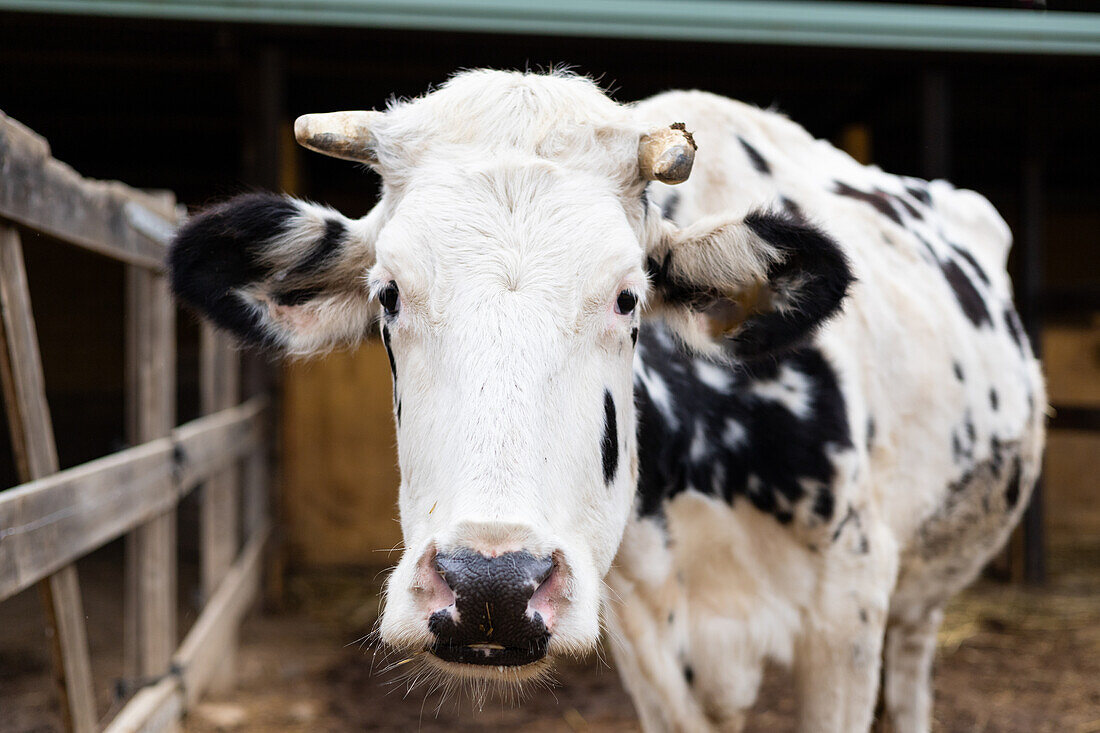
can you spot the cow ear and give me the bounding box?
[169,193,379,356]
[646,208,853,359]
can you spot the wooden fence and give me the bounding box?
[0,110,270,732]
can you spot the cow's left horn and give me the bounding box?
[639,123,697,185]
[293,111,382,163]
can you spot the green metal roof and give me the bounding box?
[2,0,1099,56]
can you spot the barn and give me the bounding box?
[0,1,1098,731]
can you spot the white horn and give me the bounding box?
[639,123,696,185]
[293,111,383,163]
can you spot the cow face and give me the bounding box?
[169,70,851,688]
[370,163,646,679]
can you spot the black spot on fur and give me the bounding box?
[832,505,857,542]
[602,390,619,485]
[833,181,902,226]
[812,487,835,521]
[635,324,852,526]
[990,388,999,411]
[905,184,932,205]
[631,326,639,348]
[859,608,869,623]
[646,251,715,310]
[1005,456,1023,508]
[894,192,923,220]
[939,258,992,327]
[1004,307,1028,354]
[954,362,965,381]
[660,192,681,222]
[169,192,300,347]
[287,217,347,277]
[950,244,991,286]
[866,417,876,450]
[831,505,869,554]
[683,665,695,686]
[273,286,322,306]
[738,136,771,174]
[778,195,806,223]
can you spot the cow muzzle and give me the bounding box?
[423,548,560,667]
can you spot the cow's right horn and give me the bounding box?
[294,111,382,164]
[639,123,697,185]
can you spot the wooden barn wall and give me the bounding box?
[281,340,402,567]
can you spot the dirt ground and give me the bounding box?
[181,545,1100,733]
[2,542,1098,733]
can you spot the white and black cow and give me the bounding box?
[169,70,1045,732]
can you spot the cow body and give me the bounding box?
[610,91,1045,731]
[168,71,1044,733]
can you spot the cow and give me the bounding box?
[168,69,1045,732]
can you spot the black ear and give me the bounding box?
[731,210,853,358]
[647,208,853,360]
[170,193,296,347]
[169,192,377,354]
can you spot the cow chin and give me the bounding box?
[421,648,555,686]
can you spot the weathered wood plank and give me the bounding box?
[102,677,182,733]
[123,266,177,684]
[0,110,176,270]
[0,225,57,478]
[0,439,174,601]
[0,397,268,602]
[0,224,97,733]
[103,524,270,733]
[176,523,268,708]
[175,397,266,494]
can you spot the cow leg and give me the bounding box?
[793,611,885,733]
[604,569,715,733]
[793,519,896,733]
[880,607,943,733]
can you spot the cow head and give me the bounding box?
[169,70,850,687]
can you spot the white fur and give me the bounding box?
[249,71,1043,731]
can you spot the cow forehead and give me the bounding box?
[374,162,645,302]
[376,69,637,168]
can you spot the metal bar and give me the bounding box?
[0,225,97,733]
[1,0,1099,56]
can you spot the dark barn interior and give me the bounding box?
[1,2,1098,730]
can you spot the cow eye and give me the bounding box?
[378,281,400,315]
[615,290,637,315]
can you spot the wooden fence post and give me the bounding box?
[199,325,241,689]
[123,266,177,686]
[0,224,98,733]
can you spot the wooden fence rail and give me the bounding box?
[0,109,271,733]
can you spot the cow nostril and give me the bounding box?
[531,556,554,588]
[428,548,555,666]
